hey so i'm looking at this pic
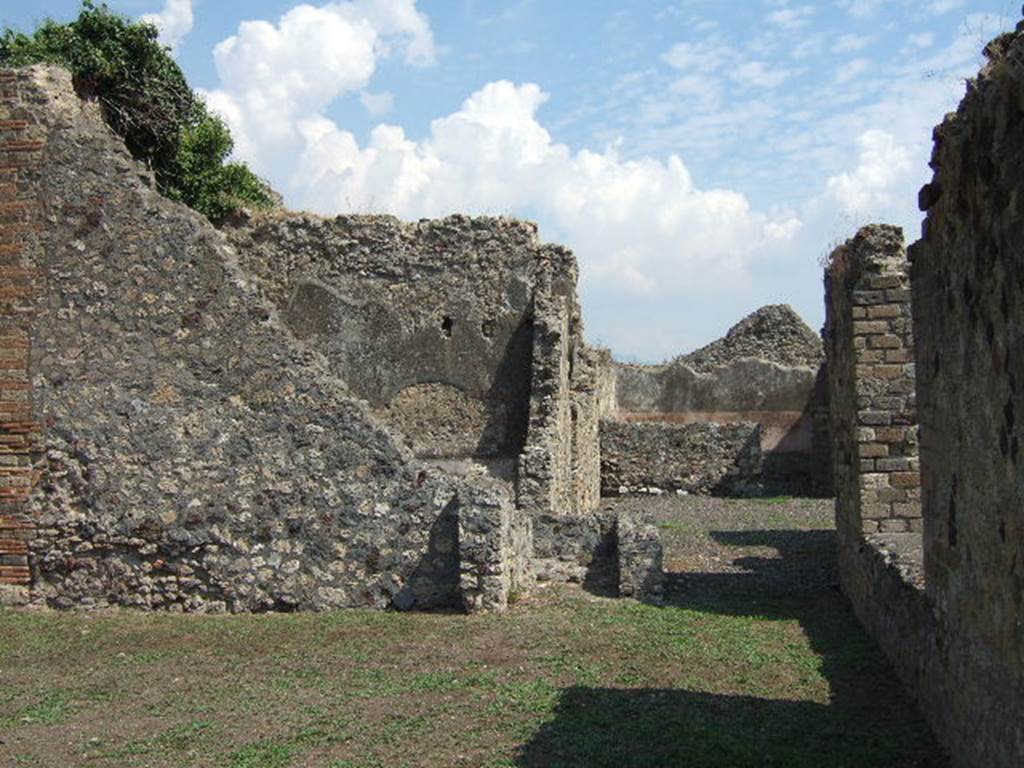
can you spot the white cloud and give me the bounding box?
[288,81,801,299]
[930,0,966,13]
[661,40,730,73]
[731,60,795,89]
[825,129,912,217]
[141,0,194,52]
[908,32,935,48]
[202,0,436,174]
[833,34,872,53]
[360,90,395,116]
[767,5,815,30]
[838,0,883,18]
[669,75,722,112]
[835,57,872,84]
[792,35,826,59]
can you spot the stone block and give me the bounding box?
[860,443,889,458]
[859,411,892,426]
[616,510,663,602]
[853,320,890,335]
[879,518,910,533]
[877,457,913,472]
[869,333,902,348]
[890,472,920,488]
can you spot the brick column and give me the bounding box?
[825,225,920,543]
[0,70,44,597]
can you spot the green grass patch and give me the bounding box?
[0,498,945,767]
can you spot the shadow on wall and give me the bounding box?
[709,366,832,498]
[538,528,948,768]
[389,497,462,612]
[473,315,535,459]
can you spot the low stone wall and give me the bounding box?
[457,482,532,612]
[599,419,762,496]
[531,507,663,601]
[840,535,1023,768]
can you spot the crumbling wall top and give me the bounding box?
[678,304,823,373]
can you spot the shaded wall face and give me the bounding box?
[911,43,1024,663]
[823,30,1024,765]
[227,217,540,459]
[515,271,603,518]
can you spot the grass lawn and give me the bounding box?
[0,497,946,767]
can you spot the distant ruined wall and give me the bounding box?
[600,420,763,496]
[601,306,831,497]
[827,24,1024,765]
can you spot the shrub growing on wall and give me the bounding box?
[0,0,275,222]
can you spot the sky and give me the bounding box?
[3,0,1019,361]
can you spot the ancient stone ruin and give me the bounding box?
[823,25,1024,765]
[1,15,1024,767]
[0,65,664,614]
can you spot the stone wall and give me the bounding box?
[530,506,664,601]
[908,23,1024,763]
[601,305,831,497]
[2,65,540,613]
[0,64,658,612]
[599,420,762,496]
[512,256,607,519]
[824,224,921,546]
[827,23,1024,762]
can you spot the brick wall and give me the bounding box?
[824,224,920,545]
[0,70,43,597]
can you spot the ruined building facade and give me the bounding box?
[2,18,1024,766]
[0,65,660,613]
[600,304,832,499]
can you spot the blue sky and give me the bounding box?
[3,0,1018,360]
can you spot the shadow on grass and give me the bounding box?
[519,528,948,768]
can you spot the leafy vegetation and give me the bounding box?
[0,1,274,221]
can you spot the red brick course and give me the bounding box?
[0,70,44,591]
